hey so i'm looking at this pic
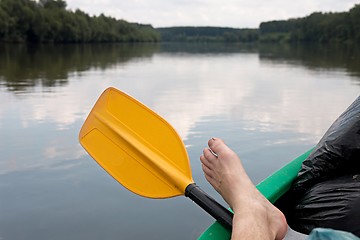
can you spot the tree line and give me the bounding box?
[260,4,360,43]
[0,0,160,43]
[157,27,258,42]
[159,4,360,44]
[0,0,359,44]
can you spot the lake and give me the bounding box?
[0,42,359,240]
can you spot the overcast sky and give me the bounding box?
[65,0,359,28]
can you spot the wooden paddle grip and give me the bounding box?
[185,183,233,230]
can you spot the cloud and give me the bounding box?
[66,0,359,27]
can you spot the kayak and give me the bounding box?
[198,148,313,240]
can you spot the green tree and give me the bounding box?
[40,0,67,10]
[0,7,9,39]
[0,0,159,43]
[260,5,359,44]
[349,4,360,42]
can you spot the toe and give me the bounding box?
[207,137,219,147]
[208,138,228,155]
[200,154,210,167]
[203,148,218,162]
[201,163,213,178]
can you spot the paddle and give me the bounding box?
[79,87,233,229]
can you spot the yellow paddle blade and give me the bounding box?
[79,87,194,198]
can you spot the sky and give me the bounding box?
[65,0,359,28]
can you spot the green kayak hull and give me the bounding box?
[198,149,313,240]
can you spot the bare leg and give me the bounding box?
[200,138,287,240]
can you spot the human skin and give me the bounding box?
[200,138,288,240]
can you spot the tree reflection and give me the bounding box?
[0,43,159,92]
[258,43,360,81]
[0,42,359,93]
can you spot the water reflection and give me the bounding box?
[0,43,359,240]
[1,43,359,174]
[0,43,159,92]
[259,43,360,79]
[159,42,258,54]
[1,43,360,92]
[148,52,358,149]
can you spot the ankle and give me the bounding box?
[232,197,287,240]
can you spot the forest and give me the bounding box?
[159,4,360,44]
[260,4,360,43]
[0,0,359,44]
[0,0,160,43]
[157,27,258,42]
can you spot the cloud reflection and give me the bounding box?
[147,54,358,144]
[0,46,359,176]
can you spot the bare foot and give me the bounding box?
[200,138,287,240]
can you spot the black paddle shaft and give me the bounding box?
[185,183,233,229]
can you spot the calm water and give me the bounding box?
[0,43,359,240]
